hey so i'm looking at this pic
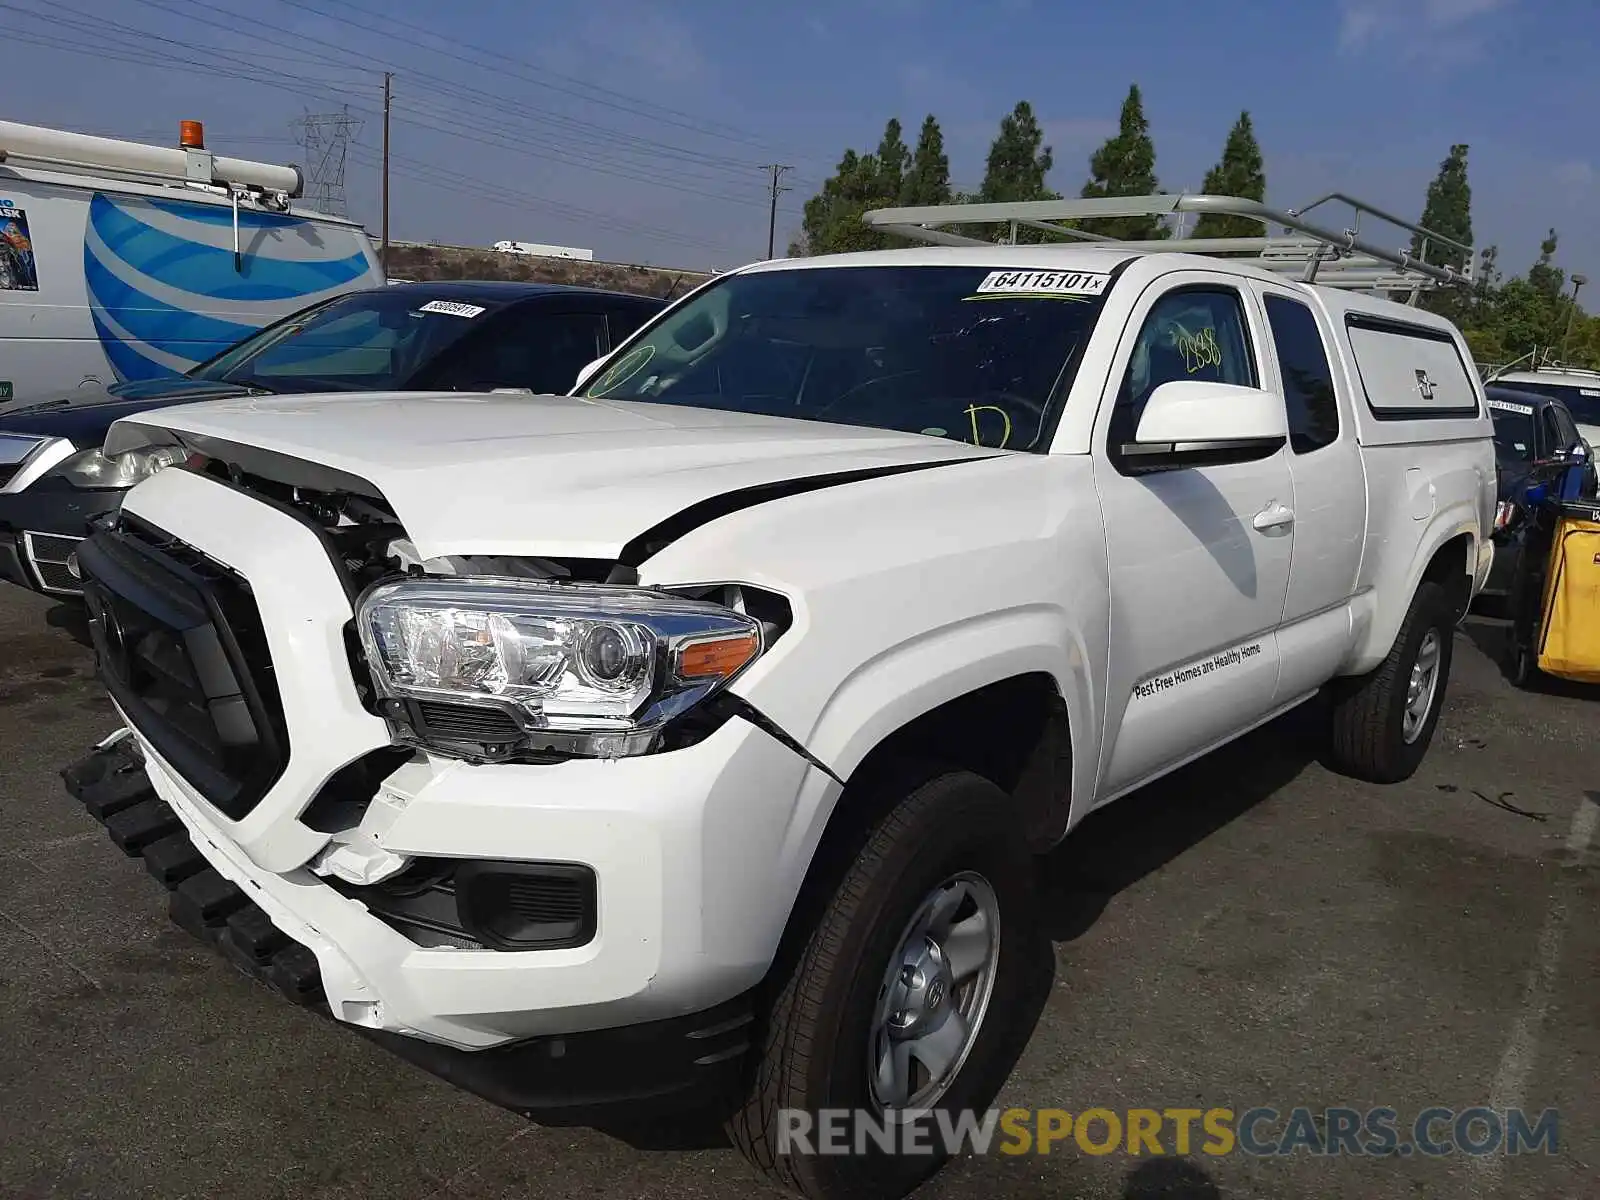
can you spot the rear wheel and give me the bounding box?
[1327,581,1454,783]
[727,768,1037,1200]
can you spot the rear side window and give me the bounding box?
[1264,295,1339,453]
[1344,314,1479,420]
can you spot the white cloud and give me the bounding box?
[1338,0,1511,52]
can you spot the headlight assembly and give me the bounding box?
[356,577,765,759]
[49,445,187,489]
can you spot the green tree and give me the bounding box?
[797,147,890,256]
[1192,111,1266,240]
[1412,144,1473,274]
[1077,83,1168,241]
[979,100,1054,204]
[795,117,922,256]
[875,118,910,205]
[901,114,952,206]
[974,100,1060,244]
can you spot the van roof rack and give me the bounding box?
[862,192,1472,301]
[0,118,304,210]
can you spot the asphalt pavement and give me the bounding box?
[0,582,1595,1200]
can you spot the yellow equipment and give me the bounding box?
[1534,508,1600,683]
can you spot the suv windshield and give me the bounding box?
[576,265,1109,451]
[189,291,498,392]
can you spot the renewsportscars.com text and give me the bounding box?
[777,1106,1560,1158]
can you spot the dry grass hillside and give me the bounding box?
[382,243,713,300]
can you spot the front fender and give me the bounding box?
[799,605,1097,799]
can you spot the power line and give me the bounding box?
[292,106,362,216]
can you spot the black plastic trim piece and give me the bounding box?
[455,861,598,951]
[715,693,842,783]
[616,457,985,568]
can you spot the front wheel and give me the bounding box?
[1327,580,1455,783]
[727,768,1039,1200]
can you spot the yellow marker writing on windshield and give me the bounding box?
[965,405,1012,449]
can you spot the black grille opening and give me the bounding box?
[327,858,597,952]
[77,516,289,821]
[457,862,597,951]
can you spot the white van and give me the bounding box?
[0,120,384,402]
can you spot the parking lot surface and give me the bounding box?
[1,583,1594,1200]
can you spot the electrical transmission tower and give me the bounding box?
[291,107,362,217]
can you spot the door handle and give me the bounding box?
[1252,502,1295,532]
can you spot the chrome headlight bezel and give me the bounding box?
[47,444,188,490]
[354,576,766,760]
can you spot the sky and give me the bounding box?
[1,0,1596,289]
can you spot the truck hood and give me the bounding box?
[106,391,1000,561]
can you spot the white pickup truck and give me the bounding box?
[64,221,1494,1198]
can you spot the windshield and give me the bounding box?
[576,265,1110,451]
[190,291,498,392]
[1488,402,1537,463]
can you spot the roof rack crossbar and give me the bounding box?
[862,192,1473,294]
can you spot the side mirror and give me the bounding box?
[1123,380,1288,465]
[572,356,607,392]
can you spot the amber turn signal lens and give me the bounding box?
[678,632,759,679]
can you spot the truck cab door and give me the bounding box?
[1252,283,1368,704]
[1090,273,1292,801]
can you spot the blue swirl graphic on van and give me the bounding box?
[83,192,375,381]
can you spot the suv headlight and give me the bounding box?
[49,445,187,489]
[356,577,764,759]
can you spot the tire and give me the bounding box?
[1327,580,1454,784]
[1507,639,1536,689]
[727,768,1038,1200]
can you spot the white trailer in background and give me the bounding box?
[491,240,593,261]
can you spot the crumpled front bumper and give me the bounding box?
[71,466,825,1055]
[61,732,759,1121]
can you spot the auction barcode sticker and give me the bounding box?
[1488,398,1534,415]
[417,300,486,318]
[972,269,1110,297]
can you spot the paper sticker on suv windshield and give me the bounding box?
[417,300,486,318]
[971,269,1109,298]
[1488,398,1534,415]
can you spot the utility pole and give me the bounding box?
[381,71,393,270]
[763,164,792,259]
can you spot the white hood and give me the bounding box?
[107,391,998,560]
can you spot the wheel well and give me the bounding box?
[843,672,1072,852]
[1422,532,1474,623]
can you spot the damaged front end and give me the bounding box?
[87,446,796,772]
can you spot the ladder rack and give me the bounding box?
[0,119,304,210]
[862,192,1473,299]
